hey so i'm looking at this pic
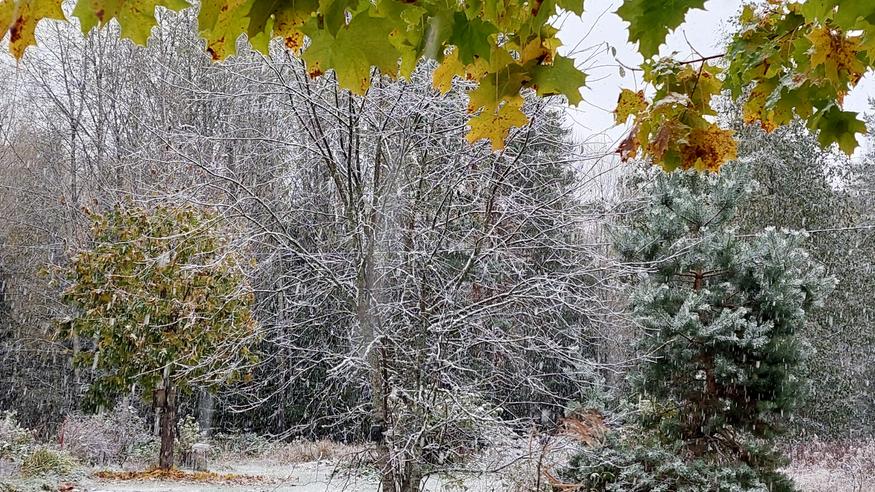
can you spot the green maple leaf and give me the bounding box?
[616,0,706,59]
[799,0,838,22]
[468,63,530,112]
[449,12,497,64]
[557,0,583,15]
[528,55,585,106]
[809,104,866,155]
[802,0,875,27]
[835,3,875,27]
[247,0,317,53]
[344,13,400,77]
[74,0,188,44]
[302,13,400,94]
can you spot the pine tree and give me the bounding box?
[564,164,834,491]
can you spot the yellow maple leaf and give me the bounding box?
[807,26,866,86]
[680,124,737,172]
[1,0,64,58]
[433,49,465,94]
[742,79,779,132]
[466,97,528,151]
[614,88,647,125]
[519,36,555,64]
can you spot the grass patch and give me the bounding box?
[19,448,78,477]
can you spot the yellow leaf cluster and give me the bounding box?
[680,124,737,172]
[465,97,529,151]
[807,26,866,86]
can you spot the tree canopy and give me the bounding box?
[1,0,872,166]
[59,204,257,408]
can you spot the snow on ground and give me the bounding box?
[82,462,518,492]
[5,434,872,492]
[75,462,874,492]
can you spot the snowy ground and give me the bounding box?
[3,437,872,492]
[0,461,852,492]
[76,461,511,492]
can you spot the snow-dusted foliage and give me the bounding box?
[561,165,835,491]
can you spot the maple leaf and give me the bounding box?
[809,104,866,155]
[467,63,529,113]
[519,36,553,64]
[449,11,496,64]
[616,0,706,59]
[1,0,64,58]
[432,48,464,93]
[742,78,780,132]
[679,123,737,172]
[557,0,583,15]
[466,97,529,151]
[302,13,401,94]
[650,120,685,161]
[675,64,721,114]
[199,0,254,59]
[616,126,640,161]
[246,0,317,53]
[74,0,187,44]
[807,25,866,86]
[529,54,585,106]
[614,88,646,124]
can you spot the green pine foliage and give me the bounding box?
[562,165,834,491]
[562,428,794,492]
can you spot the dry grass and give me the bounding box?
[93,468,269,485]
[268,439,367,465]
[785,439,875,492]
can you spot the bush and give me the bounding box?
[175,415,203,456]
[128,437,160,467]
[0,411,34,461]
[19,447,77,477]
[59,401,150,465]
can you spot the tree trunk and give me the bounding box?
[398,461,422,492]
[157,376,176,470]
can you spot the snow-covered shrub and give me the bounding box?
[0,411,34,461]
[174,415,202,455]
[387,389,496,469]
[786,439,875,492]
[128,438,160,467]
[59,402,150,465]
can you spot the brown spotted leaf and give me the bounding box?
[1,0,64,58]
[614,88,647,124]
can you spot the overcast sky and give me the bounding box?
[556,0,875,153]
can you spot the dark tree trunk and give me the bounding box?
[157,377,176,470]
[398,463,422,492]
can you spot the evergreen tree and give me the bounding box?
[730,117,875,436]
[564,165,834,491]
[59,204,257,470]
